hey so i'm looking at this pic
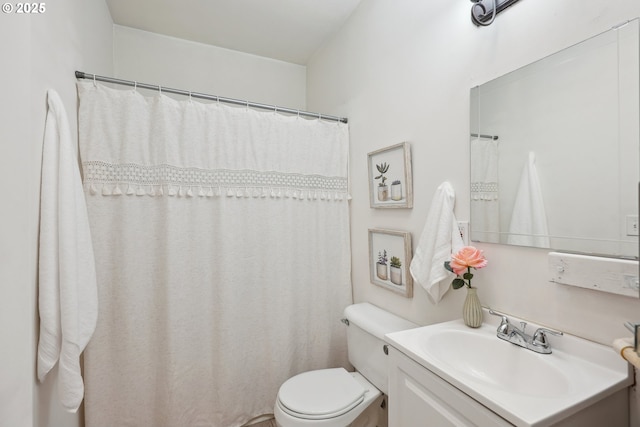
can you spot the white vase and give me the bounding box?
[463,287,483,328]
[390,266,402,285]
[377,185,389,201]
[390,183,402,201]
[376,263,388,280]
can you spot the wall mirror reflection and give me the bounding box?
[470,19,639,259]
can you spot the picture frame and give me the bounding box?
[367,142,413,208]
[368,228,413,298]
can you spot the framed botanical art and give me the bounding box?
[368,228,413,298]
[367,142,413,208]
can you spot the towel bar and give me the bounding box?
[624,321,639,354]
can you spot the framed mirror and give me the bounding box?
[470,19,639,259]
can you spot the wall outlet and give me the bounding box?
[458,221,469,245]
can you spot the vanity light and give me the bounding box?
[470,0,521,26]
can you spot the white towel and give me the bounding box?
[410,182,464,303]
[507,152,550,248]
[37,89,98,412]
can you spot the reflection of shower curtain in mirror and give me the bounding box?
[471,138,500,243]
[77,82,352,427]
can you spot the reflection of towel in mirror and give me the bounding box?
[37,89,98,412]
[410,182,464,304]
[507,152,550,248]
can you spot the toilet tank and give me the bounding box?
[344,303,417,395]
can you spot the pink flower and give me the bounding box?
[449,246,488,276]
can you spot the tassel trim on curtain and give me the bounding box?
[470,181,499,201]
[83,160,350,201]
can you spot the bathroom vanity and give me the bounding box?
[386,346,513,426]
[384,315,632,427]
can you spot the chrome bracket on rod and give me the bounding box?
[625,322,639,354]
[470,0,521,26]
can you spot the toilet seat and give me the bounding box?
[277,368,366,420]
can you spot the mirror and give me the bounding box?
[470,19,639,259]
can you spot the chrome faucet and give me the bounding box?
[489,309,563,354]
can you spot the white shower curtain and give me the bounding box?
[470,137,500,243]
[77,82,352,427]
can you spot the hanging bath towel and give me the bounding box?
[37,89,98,412]
[410,182,464,303]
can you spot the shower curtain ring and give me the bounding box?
[134,81,137,92]
[158,85,162,95]
[93,73,97,87]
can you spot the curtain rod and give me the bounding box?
[75,71,348,124]
[471,133,499,140]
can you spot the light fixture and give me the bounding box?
[470,0,521,26]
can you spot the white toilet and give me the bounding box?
[274,303,417,427]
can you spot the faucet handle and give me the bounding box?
[488,309,511,335]
[532,327,563,347]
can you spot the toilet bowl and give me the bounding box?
[274,369,381,427]
[274,303,417,427]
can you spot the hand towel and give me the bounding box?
[37,89,98,412]
[410,182,464,303]
[507,152,550,248]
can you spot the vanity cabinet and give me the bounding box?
[387,346,513,427]
[387,345,629,427]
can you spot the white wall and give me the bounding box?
[1,13,33,427]
[307,0,640,345]
[113,25,307,110]
[0,1,113,426]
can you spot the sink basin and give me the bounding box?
[424,329,571,398]
[385,315,632,426]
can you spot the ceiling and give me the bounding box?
[105,0,363,65]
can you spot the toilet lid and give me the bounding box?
[278,368,366,419]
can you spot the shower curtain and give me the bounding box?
[77,82,352,427]
[470,137,500,243]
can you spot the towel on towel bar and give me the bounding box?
[37,89,98,412]
[410,182,464,303]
